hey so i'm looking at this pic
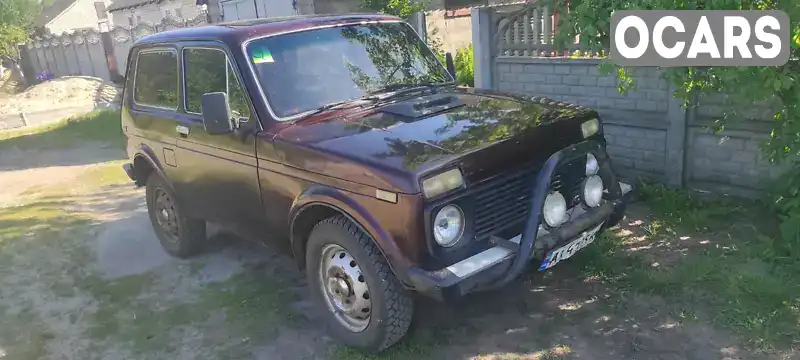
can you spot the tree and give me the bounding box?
[0,0,40,79]
[0,25,28,63]
[554,0,798,160]
[340,23,449,91]
[553,0,800,252]
[361,0,425,19]
[0,0,39,27]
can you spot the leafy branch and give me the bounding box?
[0,0,40,62]
[360,0,425,19]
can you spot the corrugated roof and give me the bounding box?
[473,0,534,8]
[107,0,164,13]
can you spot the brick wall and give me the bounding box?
[491,57,783,196]
[686,94,783,194]
[497,58,671,183]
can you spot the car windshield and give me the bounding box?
[245,21,453,119]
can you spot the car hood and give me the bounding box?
[275,88,599,194]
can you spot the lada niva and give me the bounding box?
[120,14,634,352]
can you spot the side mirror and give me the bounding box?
[201,92,234,134]
[444,52,456,80]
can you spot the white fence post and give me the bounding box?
[410,11,427,43]
[472,6,493,89]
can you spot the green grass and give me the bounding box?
[82,270,296,358]
[17,160,131,200]
[4,107,797,356]
[0,158,296,359]
[0,109,123,150]
[576,182,800,352]
[331,326,444,360]
[0,193,96,359]
[0,108,306,358]
[0,304,54,360]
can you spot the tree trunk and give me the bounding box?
[0,57,27,92]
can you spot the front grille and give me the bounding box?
[472,157,586,240]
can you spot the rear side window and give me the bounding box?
[134,49,178,109]
[183,47,251,119]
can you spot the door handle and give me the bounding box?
[176,125,189,136]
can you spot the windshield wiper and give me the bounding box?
[299,97,374,119]
[297,82,453,120]
[366,82,452,100]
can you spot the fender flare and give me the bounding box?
[289,185,412,285]
[132,143,173,191]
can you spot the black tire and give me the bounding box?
[306,215,413,353]
[145,173,206,258]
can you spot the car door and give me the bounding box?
[126,46,182,183]
[171,44,263,230]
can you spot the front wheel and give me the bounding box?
[306,215,413,353]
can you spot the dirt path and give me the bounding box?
[0,142,774,360]
[0,144,123,207]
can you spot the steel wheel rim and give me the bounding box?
[318,244,371,332]
[153,187,180,243]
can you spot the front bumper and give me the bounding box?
[406,141,634,301]
[407,182,632,301]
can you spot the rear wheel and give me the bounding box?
[145,173,206,258]
[306,215,413,352]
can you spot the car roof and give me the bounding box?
[134,13,403,46]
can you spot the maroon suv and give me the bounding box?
[121,14,634,352]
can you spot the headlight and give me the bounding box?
[543,191,567,227]
[586,153,599,176]
[583,175,604,207]
[422,168,464,198]
[581,118,600,138]
[433,205,464,247]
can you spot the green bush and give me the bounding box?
[771,164,800,258]
[435,45,474,87]
[453,45,474,87]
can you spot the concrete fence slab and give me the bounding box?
[474,4,783,196]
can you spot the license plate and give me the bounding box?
[538,223,603,271]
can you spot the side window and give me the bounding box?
[184,47,251,119]
[184,48,226,113]
[134,49,178,109]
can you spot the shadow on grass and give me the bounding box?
[3,164,791,359]
[0,109,125,171]
[0,179,311,359]
[0,181,145,251]
[572,182,799,354]
[333,260,751,360]
[331,183,793,360]
[0,109,123,149]
[0,181,131,359]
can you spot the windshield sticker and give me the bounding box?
[252,48,274,64]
